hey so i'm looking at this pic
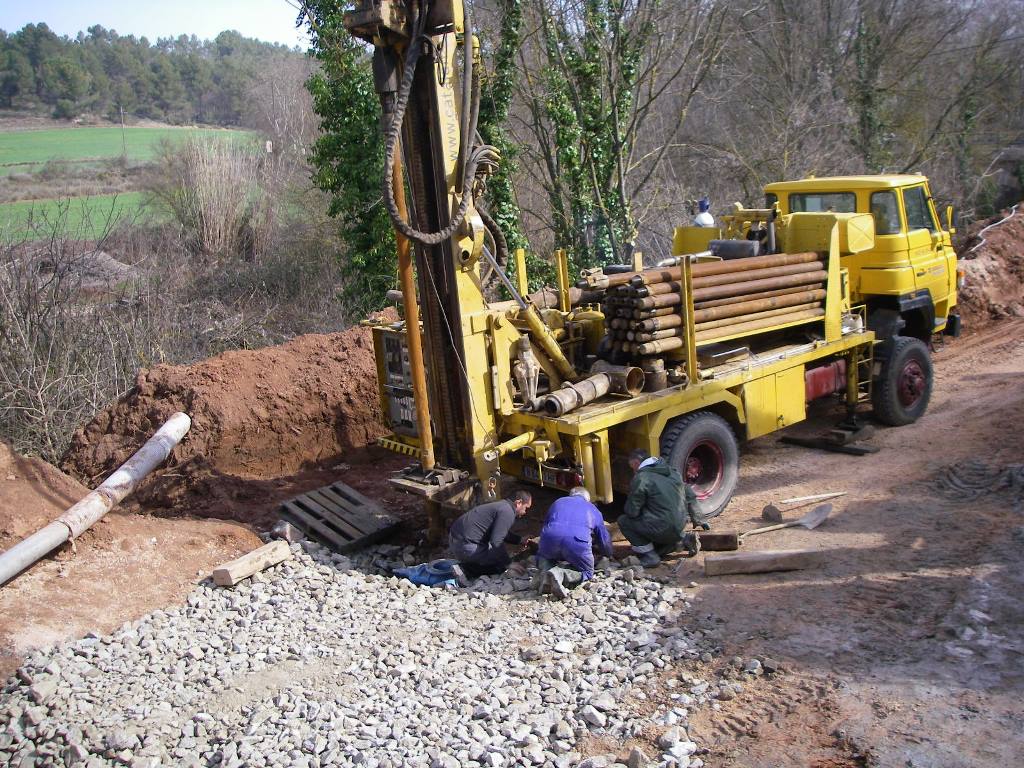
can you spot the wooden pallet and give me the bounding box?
[279,481,398,553]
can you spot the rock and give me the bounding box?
[589,692,617,712]
[716,687,736,701]
[553,640,574,654]
[761,657,780,673]
[627,746,650,768]
[580,705,607,728]
[28,677,58,705]
[659,726,683,749]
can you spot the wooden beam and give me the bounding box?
[704,548,823,577]
[697,531,740,551]
[212,540,292,587]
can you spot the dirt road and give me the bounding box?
[679,319,1024,767]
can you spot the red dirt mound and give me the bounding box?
[61,322,391,525]
[1,441,259,680]
[955,203,1024,329]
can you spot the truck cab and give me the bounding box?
[764,175,961,341]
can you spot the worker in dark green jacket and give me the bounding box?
[619,449,702,566]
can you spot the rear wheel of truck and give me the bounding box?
[872,335,933,426]
[661,411,739,519]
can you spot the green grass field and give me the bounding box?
[0,193,157,239]
[0,126,250,176]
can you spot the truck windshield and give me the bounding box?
[789,192,856,213]
[902,186,937,232]
[870,190,901,235]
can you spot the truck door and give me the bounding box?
[902,184,949,327]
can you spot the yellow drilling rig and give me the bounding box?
[337,0,953,537]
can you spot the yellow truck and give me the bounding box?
[343,0,953,527]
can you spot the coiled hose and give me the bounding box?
[382,1,495,246]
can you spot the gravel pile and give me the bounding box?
[1,542,725,768]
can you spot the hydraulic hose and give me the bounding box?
[382,1,489,246]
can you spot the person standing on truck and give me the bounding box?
[535,487,614,599]
[620,449,702,566]
[448,490,532,585]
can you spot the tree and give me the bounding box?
[299,1,397,310]
[0,49,34,107]
[512,0,729,267]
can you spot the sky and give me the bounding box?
[0,0,310,48]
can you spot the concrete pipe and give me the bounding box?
[692,271,827,302]
[691,261,823,290]
[0,412,192,586]
[694,307,826,342]
[693,289,827,323]
[694,301,821,332]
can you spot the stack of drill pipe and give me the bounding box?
[594,252,828,358]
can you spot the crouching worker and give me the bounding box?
[536,487,614,599]
[620,449,700,567]
[448,490,532,585]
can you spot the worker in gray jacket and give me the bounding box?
[448,490,532,584]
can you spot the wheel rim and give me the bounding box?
[684,439,724,500]
[897,359,926,407]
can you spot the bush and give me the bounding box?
[148,135,274,260]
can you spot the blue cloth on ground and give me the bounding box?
[393,559,459,587]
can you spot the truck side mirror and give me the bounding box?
[945,205,956,234]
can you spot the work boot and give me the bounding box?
[535,570,551,596]
[697,521,711,531]
[682,532,701,558]
[547,568,569,600]
[450,563,470,587]
[635,550,662,568]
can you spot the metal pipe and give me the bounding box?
[637,313,683,332]
[0,412,191,586]
[691,261,823,290]
[631,327,684,343]
[632,281,680,298]
[694,301,821,332]
[635,292,682,310]
[693,289,827,323]
[492,430,536,457]
[579,438,597,501]
[692,271,828,302]
[591,434,613,504]
[590,361,645,395]
[392,155,435,471]
[694,307,826,342]
[633,306,677,320]
[542,372,611,416]
[636,336,685,355]
[693,285,816,309]
[628,251,821,287]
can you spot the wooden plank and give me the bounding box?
[309,487,384,535]
[212,540,292,587]
[704,548,824,577]
[697,531,740,551]
[280,501,354,550]
[289,495,364,541]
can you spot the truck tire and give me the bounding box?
[872,336,933,426]
[661,411,739,519]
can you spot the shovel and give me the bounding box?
[740,502,833,541]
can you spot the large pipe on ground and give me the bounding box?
[0,412,192,586]
[693,289,827,323]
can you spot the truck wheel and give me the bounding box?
[661,411,739,519]
[872,336,933,426]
